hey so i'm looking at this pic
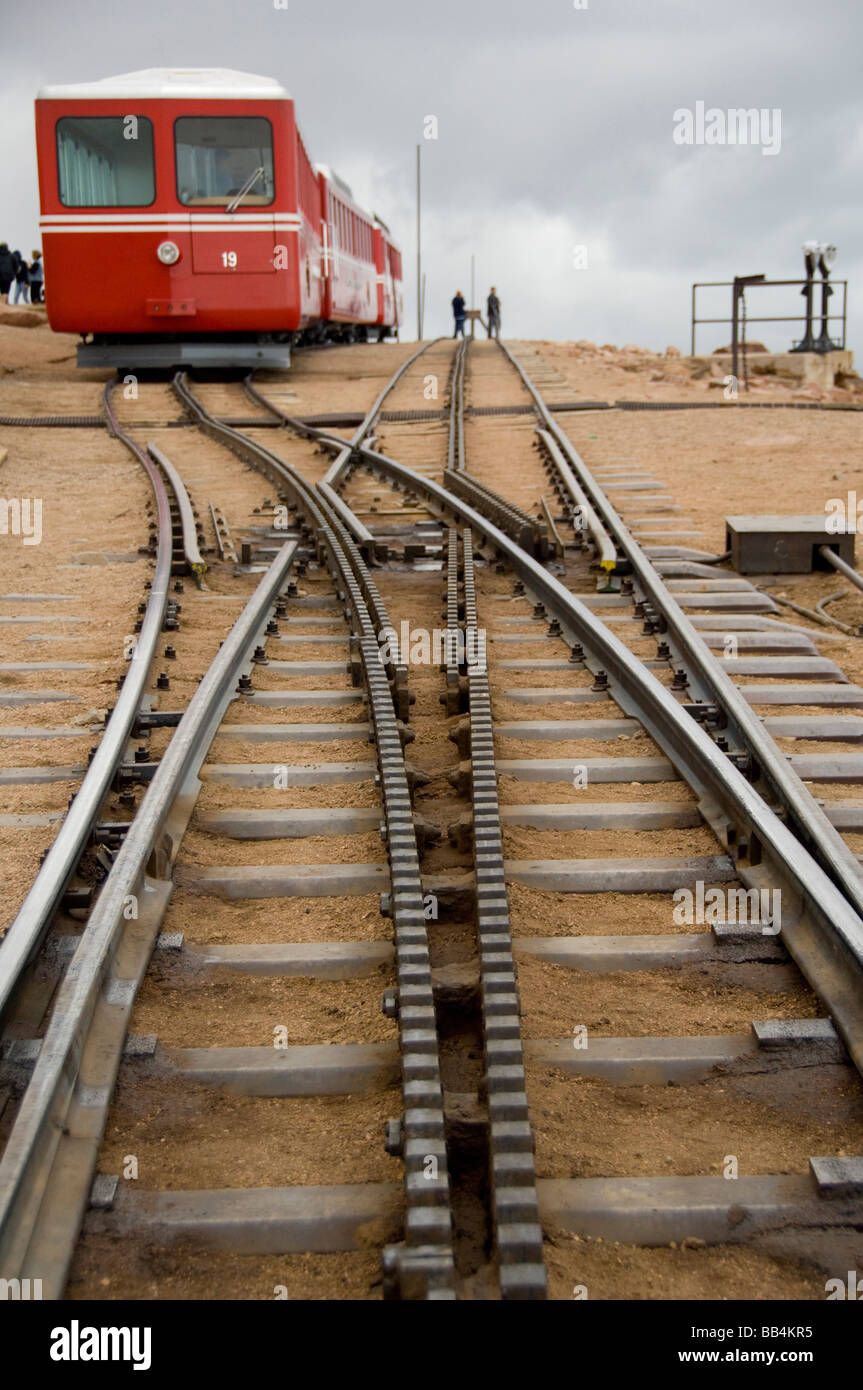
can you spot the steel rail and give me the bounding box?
[146,441,207,581]
[174,373,412,717]
[244,341,442,496]
[496,339,863,923]
[539,494,564,556]
[459,526,546,1299]
[0,538,298,1294]
[184,374,377,560]
[0,384,174,1023]
[342,440,863,1098]
[447,337,467,472]
[819,544,863,597]
[169,373,455,1294]
[318,338,439,487]
[536,427,617,572]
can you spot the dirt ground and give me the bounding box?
[4,311,863,1303]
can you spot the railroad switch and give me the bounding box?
[683,701,725,727]
[92,822,132,849]
[113,761,158,790]
[726,514,855,574]
[132,711,181,736]
[61,887,94,913]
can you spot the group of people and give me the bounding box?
[451,287,501,339]
[0,245,44,305]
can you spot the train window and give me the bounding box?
[56,116,155,206]
[175,116,274,207]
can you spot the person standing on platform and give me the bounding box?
[451,290,466,338]
[487,286,501,339]
[29,250,44,305]
[0,244,15,302]
[10,251,30,305]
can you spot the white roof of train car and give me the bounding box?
[37,68,291,100]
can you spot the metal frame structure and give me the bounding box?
[690,277,848,362]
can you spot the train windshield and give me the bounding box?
[56,116,155,206]
[175,117,275,207]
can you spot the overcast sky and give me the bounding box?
[2,0,860,352]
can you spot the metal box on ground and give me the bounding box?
[725,515,855,574]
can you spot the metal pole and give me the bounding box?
[691,283,696,357]
[471,254,475,310]
[421,273,426,341]
[731,279,739,389]
[416,144,421,341]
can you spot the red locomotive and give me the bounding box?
[34,68,404,369]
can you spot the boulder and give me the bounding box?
[711,341,769,355]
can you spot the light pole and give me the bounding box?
[416,144,422,341]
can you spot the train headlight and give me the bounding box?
[157,240,181,266]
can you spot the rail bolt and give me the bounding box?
[591,670,609,692]
[569,644,585,664]
[156,672,170,691]
[671,669,689,691]
[547,618,562,637]
[164,646,177,660]
[237,673,253,694]
[251,646,269,665]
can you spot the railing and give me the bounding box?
[690,277,848,370]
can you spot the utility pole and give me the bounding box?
[471,254,475,310]
[416,144,422,341]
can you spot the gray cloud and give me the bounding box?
[3,0,860,354]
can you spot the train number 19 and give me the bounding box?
[221,251,238,269]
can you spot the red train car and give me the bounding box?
[34,69,403,368]
[316,165,378,333]
[373,218,404,331]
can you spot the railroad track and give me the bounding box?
[2,336,863,1302]
[254,336,863,1297]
